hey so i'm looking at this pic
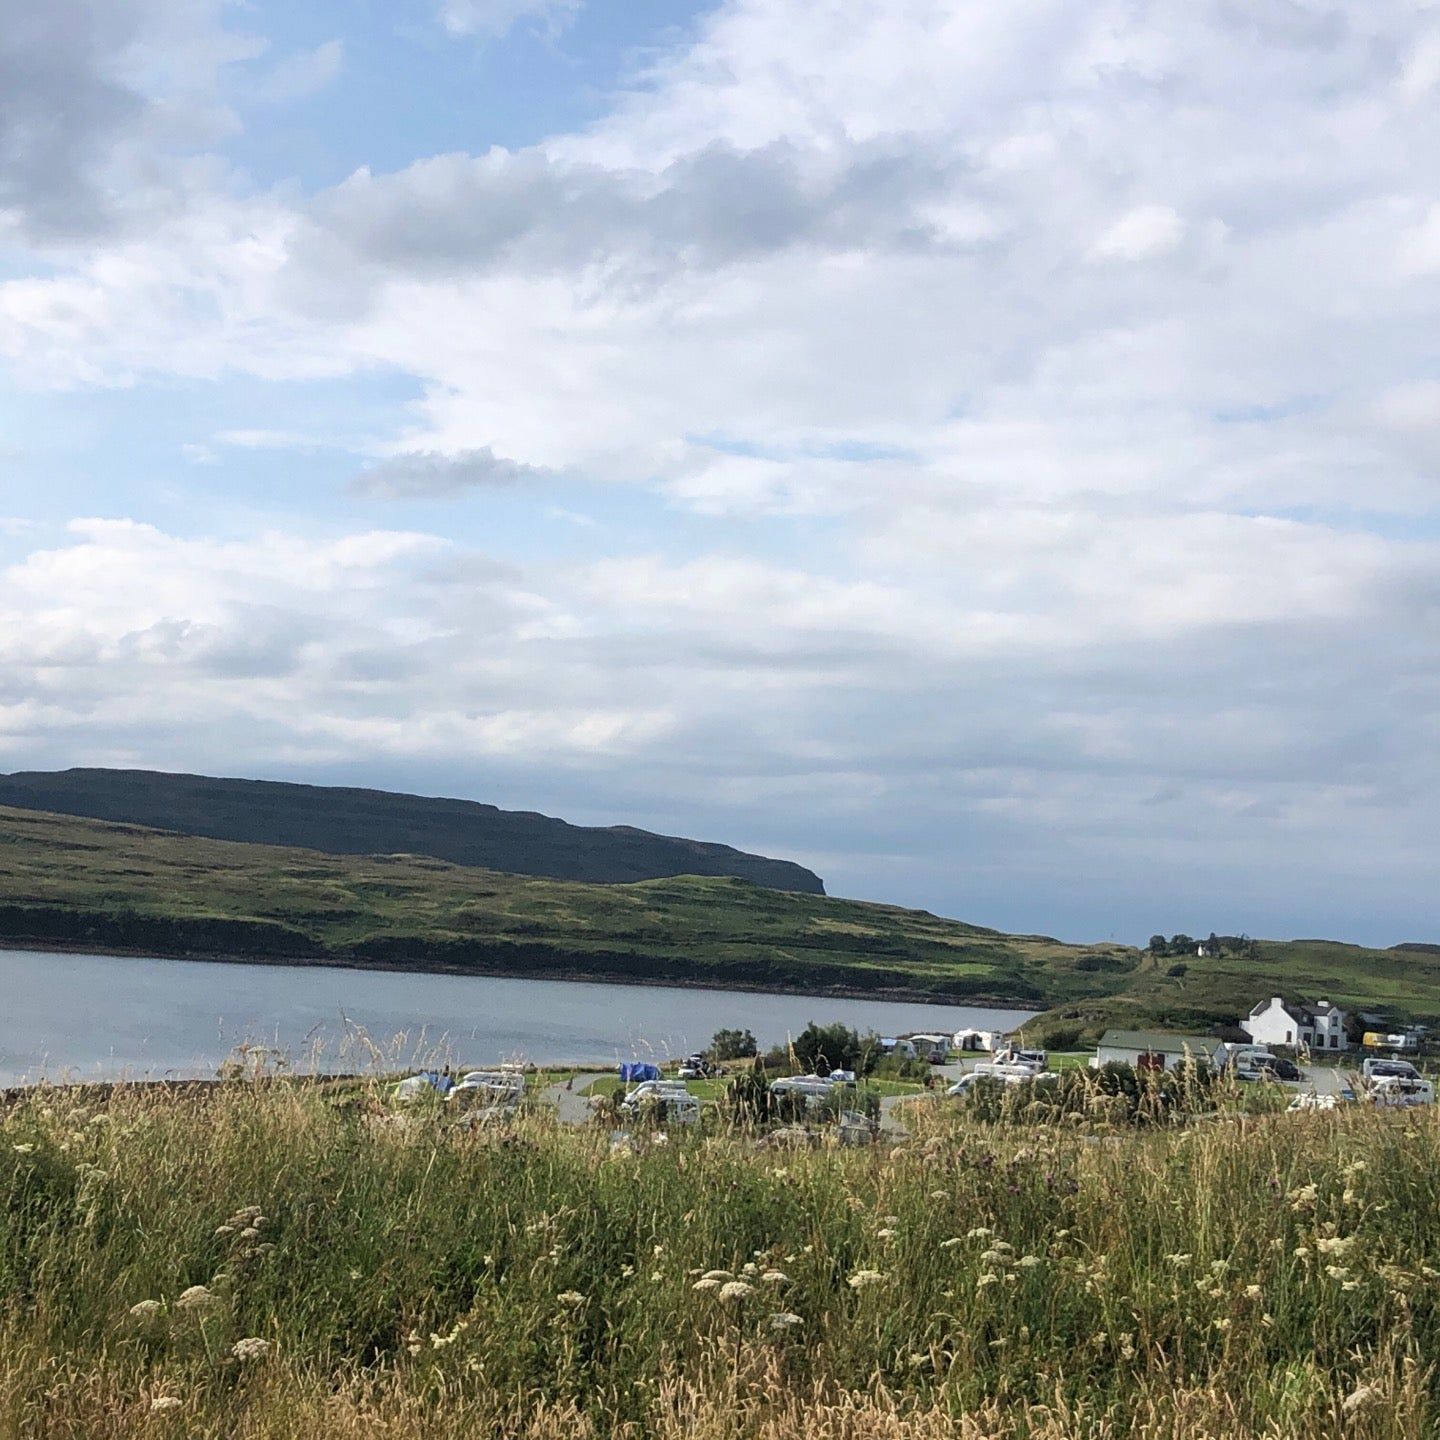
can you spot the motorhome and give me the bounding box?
[948,1069,1058,1096]
[1369,1076,1435,1108]
[953,1028,1006,1053]
[1362,1056,1420,1084]
[771,1074,848,1111]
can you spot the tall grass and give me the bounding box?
[1,1076,1437,1438]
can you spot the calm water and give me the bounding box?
[0,948,1037,1085]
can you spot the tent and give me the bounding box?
[618,1062,662,1082]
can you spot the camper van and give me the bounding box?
[1369,1075,1435,1108]
[1362,1056,1421,1085]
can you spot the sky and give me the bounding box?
[1,0,1437,947]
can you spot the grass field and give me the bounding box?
[2,1075,1438,1438]
[2,805,1438,1033]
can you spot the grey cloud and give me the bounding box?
[287,139,968,305]
[0,0,243,243]
[351,447,559,499]
[0,2,145,238]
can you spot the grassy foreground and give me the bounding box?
[3,1080,1439,1438]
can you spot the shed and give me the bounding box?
[1096,1030,1224,1072]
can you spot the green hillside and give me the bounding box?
[0,805,1117,1007]
[1,804,1435,1031]
[0,768,825,893]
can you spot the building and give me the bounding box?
[908,1033,951,1063]
[1242,997,1349,1052]
[1095,1030,1226,1072]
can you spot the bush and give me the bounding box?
[709,1028,758,1061]
[1039,1025,1082,1051]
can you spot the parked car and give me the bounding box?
[451,1069,526,1109]
[1248,1055,1301,1083]
[992,1048,1046,1075]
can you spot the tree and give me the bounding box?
[790,1022,879,1075]
[709,1028,758,1061]
[1148,935,1169,956]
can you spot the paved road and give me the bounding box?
[540,1080,596,1126]
[1300,1063,1359,1098]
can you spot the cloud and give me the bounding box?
[0,0,256,242]
[1088,204,1187,263]
[437,0,581,41]
[2,0,1440,939]
[246,39,343,106]
[352,447,559,498]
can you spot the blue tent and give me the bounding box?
[618,1062,661,1082]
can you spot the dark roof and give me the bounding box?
[1251,997,1345,1025]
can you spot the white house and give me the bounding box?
[1095,1030,1227,1072]
[1243,997,1349,1052]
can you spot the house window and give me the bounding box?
[1330,1034,1338,1048]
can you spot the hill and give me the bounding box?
[2,805,1436,1031]
[0,768,824,893]
[0,805,1126,1007]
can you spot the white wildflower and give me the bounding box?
[129,1300,163,1321]
[231,1337,271,1362]
[769,1312,804,1330]
[719,1280,755,1304]
[174,1285,220,1314]
[761,1270,790,1285]
[148,1397,182,1414]
[1343,1384,1381,1415]
[847,1270,886,1290]
[692,1277,722,1292]
[556,1291,586,1307]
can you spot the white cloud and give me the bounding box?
[437,0,580,41]
[2,0,1440,937]
[1088,204,1187,264]
[246,39,343,106]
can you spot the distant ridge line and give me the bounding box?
[0,768,826,894]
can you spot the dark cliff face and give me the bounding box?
[0,769,826,895]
